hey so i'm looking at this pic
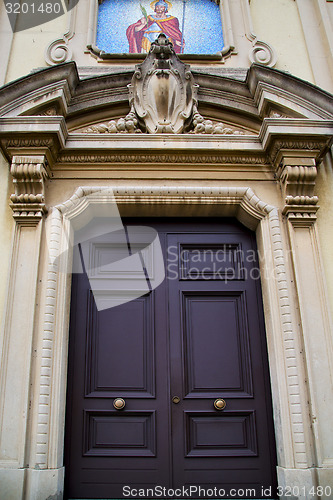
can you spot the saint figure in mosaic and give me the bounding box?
[126,0,183,53]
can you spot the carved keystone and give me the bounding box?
[10,155,49,220]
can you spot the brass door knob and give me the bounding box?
[214,398,226,410]
[113,398,126,410]
[172,396,181,404]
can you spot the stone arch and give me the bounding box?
[32,185,311,496]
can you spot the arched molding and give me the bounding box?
[32,184,312,487]
[55,185,274,229]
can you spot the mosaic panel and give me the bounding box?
[96,0,224,55]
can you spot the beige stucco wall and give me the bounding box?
[316,152,333,318]
[4,14,67,84]
[0,154,14,332]
[250,0,314,84]
[0,3,13,85]
[328,1,333,28]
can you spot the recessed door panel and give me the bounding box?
[85,292,155,397]
[179,243,244,280]
[182,292,252,397]
[84,410,156,456]
[185,411,257,457]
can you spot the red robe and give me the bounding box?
[126,15,183,54]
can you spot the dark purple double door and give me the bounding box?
[64,219,277,498]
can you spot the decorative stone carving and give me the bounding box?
[276,159,319,218]
[37,107,59,117]
[269,110,291,119]
[249,40,277,67]
[3,138,54,149]
[10,155,49,220]
[77,34,254,136]
[243,0,277,68]
[56,152,269,165]
[128,34,198,133]
[79,112,250,135]
[190,108,246,135]
[82,112,141,134]
[269,139,328,166]
[45,38,72,66]
[44,1,75,66]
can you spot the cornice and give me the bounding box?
[247,64,333,118]
[65,132,262,148]
[259,118,333,166]
[0,80,71,118]
[68,85,130,115]
[1,63,332,123]
[0,63,332,178]
[0,62,79,116]
[255,83,333,120]
[0,117,68,166]
[0,116,68,140]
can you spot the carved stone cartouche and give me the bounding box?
[128,34,198,134]
[79,34,251,136]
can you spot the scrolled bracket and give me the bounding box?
[276,159,319,222]
[10,155,49,221]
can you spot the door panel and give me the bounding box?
[64,219,277,499]
[181,292,252,396]
[185,410,257,457]
[167,229,276,493]
[86,293,155,397]
[65,263,170,497]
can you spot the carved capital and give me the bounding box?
[269,139,327,167]
[276,158,319,221]
[283,211,318,227]
[10,155,49,221]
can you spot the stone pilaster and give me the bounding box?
[0,155,48,499]
[277,155,333,494]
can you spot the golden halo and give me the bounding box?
[150,0,173,11]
